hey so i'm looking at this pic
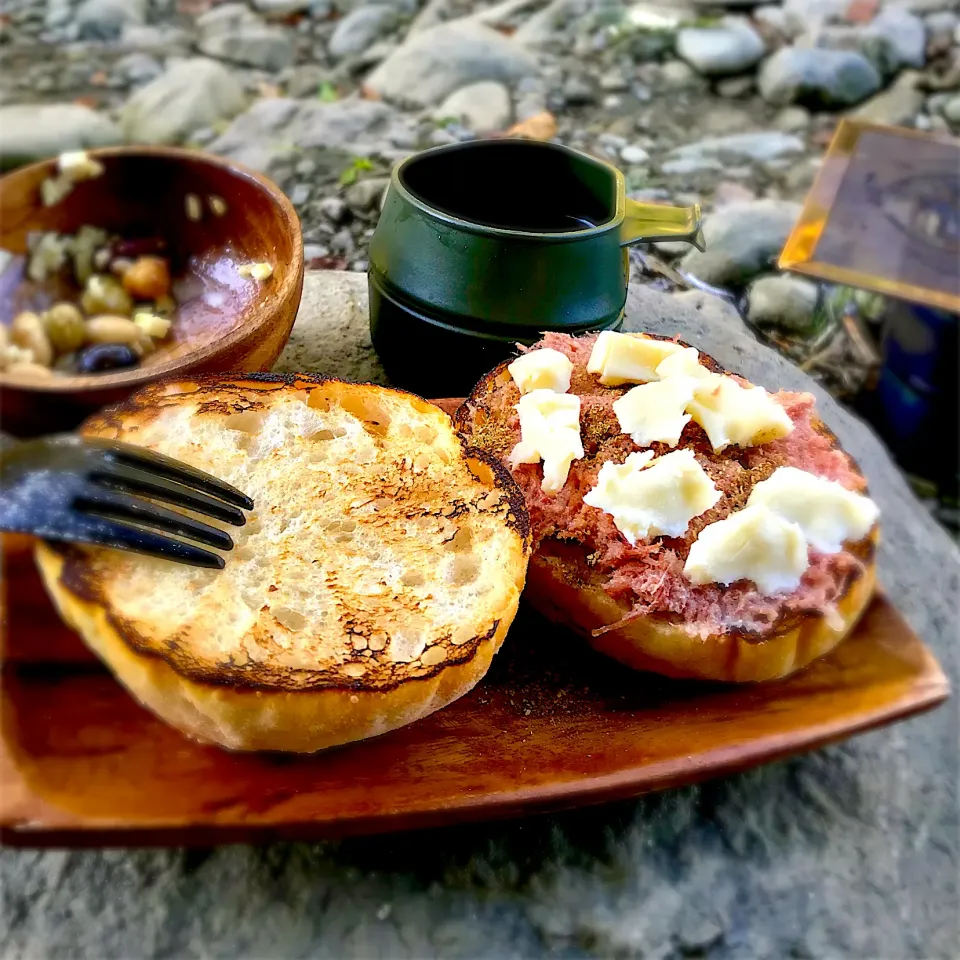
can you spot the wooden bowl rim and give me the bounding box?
[0,145,303,395]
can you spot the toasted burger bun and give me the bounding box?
[37,374,530,751]
[456,336,877,683]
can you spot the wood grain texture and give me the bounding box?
[0,146,304,436]
[0,530,948,847]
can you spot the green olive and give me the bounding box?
[43,302,86,354]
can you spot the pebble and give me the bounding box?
[289,183,311,206]
[364,21,539,108]
[716,75,755,98]
[318,196,348,224]
[943,93,960,123]
[658,60,702,88]
[676,18,766,77]
[329,5,398,61]
[620,144,650,166]
[746,274,820,333]
[120,58,246,146]
[434,81,512,134]
[345,176,390,212]
[113,52,163,86]
[758,47,882,107]
[562,75,597,105]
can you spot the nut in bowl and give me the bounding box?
[0,147,303,436]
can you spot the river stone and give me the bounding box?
[2,271,956,958]
[196,2,294,72]
[852,70,925,126]
[665,131,805,167]
[746,274,820,332]
[120,59,246,146]
[0,102,122,170]
[680,198,802,287]
[364,21,539,107]
[328,5,398,60]
[207,97,409,172]
[434,81,512,133]
[74,0,146,40]
[758,47,882,107]
[676,18,766,77]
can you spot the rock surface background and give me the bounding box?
[1,271,958,958]
[1,0,959,952]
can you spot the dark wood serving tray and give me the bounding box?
[0,399,949,847]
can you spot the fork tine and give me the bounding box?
[87,463,248,526]
[85,439,255,510]
[74,489,235,551]
[42,519,225,569]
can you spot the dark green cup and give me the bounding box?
[368,139,705,397]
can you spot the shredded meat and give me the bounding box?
[462,332,872,639]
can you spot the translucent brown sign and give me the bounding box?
[780,120,960,314]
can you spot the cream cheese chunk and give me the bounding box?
[655,346,712,380]
[746,466,879,553]
[507,348,574,395]
[587,331,686,385]
[687,374,793,452]
[613,377,695,448]
[684,505,808,595]
[584,448,720,544]
[509,389,583,495]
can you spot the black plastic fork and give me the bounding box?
[0,435,254,569]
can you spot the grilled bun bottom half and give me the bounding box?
[36,374,531,752]
[455,334,878,683]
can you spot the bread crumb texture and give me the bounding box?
[62,375,530,692]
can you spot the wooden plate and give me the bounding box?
[0,399,949,847]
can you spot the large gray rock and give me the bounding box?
[207,97,411,172]
[2,271,956,959]
[0,103,122,170]
[197,2,295,72]
[758,47,882,107]
[681,199,803,287]
[676,18,766,76]
[120,59,246,147]
[74,0,145,40]
[365,21,540,107]
[434,81,512,133]
[329,4,398,60]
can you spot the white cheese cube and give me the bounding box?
[687,374,794,452]
[583,448,720,544]
[655,346,712,380]
[509,389,583,495]
[587,331,686,385]
[746,466,879,553]
[507,348,574,395]
[613,377,695,448]
[683,505,809,595]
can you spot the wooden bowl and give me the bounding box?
[0,147,303,436]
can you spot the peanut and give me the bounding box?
[84,315,147,345]
[11,311,53,367]
[4,361,54,381]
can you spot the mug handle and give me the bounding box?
[620,199,706,251]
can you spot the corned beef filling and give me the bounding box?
[462,332,871,639]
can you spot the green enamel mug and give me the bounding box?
[368,139,705,397]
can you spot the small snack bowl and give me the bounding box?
[0,147,303,436]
